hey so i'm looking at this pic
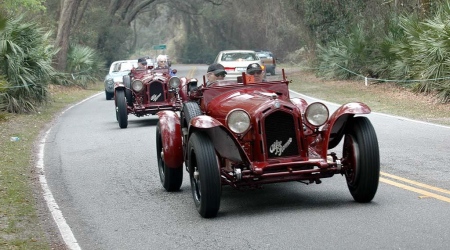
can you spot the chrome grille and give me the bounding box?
[265,111,298,158]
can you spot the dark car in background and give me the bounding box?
[256,51,276,75]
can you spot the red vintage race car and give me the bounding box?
[114,65,195,128]
[156,70,380,218]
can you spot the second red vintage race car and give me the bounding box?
[114,65,196,128]
[156,70,380,218]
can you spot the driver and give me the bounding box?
[206,63,227,86]
[246,63,265,83]
[137,57,148,70]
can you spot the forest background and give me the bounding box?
[1,0,450,114]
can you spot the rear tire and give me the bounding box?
[115,90,128,129]
[181,102,202,129]
[156,121,183,191]
[180,102,202,157]
[188,132,221,218]
[343,117,379,202]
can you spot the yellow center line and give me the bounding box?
[380,177,450,203]
[380,171,450,195]
[187,66,197,78]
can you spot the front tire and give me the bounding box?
[115,90,128,129]
[156,121,183,191]
[123,75,133,106]
[188,132,221,218]
[105,90,113,100]
[343,117,379,202]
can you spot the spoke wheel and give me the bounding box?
[343,117,380,203]
[188,132,221,218]
[156,121,182,191]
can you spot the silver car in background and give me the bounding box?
[104,60,138,100]
[213,50,262,80]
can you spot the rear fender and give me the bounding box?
[322,102,371,151]
[157,111,183,168]
[189,116,251,165]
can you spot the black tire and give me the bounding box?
[156,121,183,191]
[123,75,133,106]
[115,90,128,129]
[105,90,113,100]
[188,132,221,218]
[271,68,276,75]
[181,102,202,129]
[180,102,202,154]
[343,117,379,202]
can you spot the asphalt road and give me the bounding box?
[42,64,450,250]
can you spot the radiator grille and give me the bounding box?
[149,81,165,102]
[265,111,298,158]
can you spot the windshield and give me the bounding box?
[119,62,137,71]
[221,52,258,62]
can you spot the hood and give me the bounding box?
[205,87,286,119]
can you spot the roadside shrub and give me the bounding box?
[66,44,104,88]
[316,23,380,80]
[389,2,450,102]
[0,15,59,113]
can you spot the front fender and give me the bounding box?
[322,102,371,151]
[157,111,183,168]
[114,82,125,89]
[189,116,251,165]
[291,97,308,113]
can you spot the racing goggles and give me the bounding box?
[248,70,263,75]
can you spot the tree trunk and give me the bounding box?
[54,0,81,71]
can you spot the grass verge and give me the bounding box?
[284,68,450,126]
[0,83,102,249]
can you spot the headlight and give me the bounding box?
[132,80,144,92]
[305,102,329,127]
[169,76,181,88]
[227,109,251,134]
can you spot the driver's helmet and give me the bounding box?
[246,63,263,74]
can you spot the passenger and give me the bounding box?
[246,63,265,83]
[206,63,227,86]
[155,55,169,69]
[137,57,148,70]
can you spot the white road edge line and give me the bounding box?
[36,92,102,250]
